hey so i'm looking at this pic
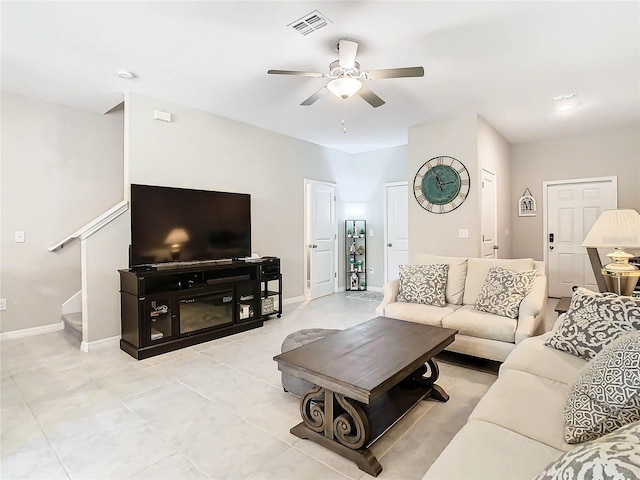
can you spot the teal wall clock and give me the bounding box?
[413,156,470,214]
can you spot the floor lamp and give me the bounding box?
[581,209,640,296]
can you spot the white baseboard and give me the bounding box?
[81,335,121,352]
[0,321,64,341]
[283,295,306,306]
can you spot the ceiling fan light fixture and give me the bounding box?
[327,77,362,99]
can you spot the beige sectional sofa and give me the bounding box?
[375,254,548,362]
[422,320,593,479]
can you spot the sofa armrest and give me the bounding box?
[515,274,548,343]
[375,279,399,316]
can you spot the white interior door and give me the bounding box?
[545,177,617,297]
[481,169,498,258]
[384,182,409,282]
[305,180,336,299]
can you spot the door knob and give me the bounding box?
[493,245,499,250]
[387,243,393,247]
[308,244,318,248]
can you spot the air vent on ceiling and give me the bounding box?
[288,10,332,36]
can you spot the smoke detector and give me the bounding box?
[117,70,134,80]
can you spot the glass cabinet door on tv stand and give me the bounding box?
[345,220,366,291]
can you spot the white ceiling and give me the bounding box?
[2,1,639,154]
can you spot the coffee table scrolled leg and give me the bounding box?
[300,386,327,433]
[403,358,449,402]
[334,394,370,449]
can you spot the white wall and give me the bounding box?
[0,94,124,333]
[335,145,408,288]
[83,213,129,343]
[478,116,512,258]
[407,113,514,262]
[126,92,351,300]
[511,123,640,260]
[408,113,481,258]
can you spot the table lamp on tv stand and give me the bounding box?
[165,228,190,261]
[582,209,640,296]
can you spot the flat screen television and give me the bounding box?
[130,184,251,267]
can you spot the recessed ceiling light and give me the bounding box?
[116,70,134,80]
[552,93,578,112]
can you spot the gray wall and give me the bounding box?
[0,94,123,333]
[478,116,512,259]
[126,92,351,301]
[511,124,640,260]
[338,145,408,288]
[407,113,513,261]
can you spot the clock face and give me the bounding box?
[413,156,470,214]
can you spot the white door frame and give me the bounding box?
[542,175,618,276]
[303,179,338,299]
[383,181,408,282]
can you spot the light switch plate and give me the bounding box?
[0,299,6,311]
[15,231,25,243]
[458,229,469,239]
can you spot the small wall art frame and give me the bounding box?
[518,188,537,217]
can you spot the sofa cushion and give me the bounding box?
[423,420,564,480]
[462,257,534,306]
[564,331,640,444]
[534,420,640,480]
[384,302,459,327]
[545,288,640,361]
[396,264,448,307]
[469,369,572,451]
[442,305,516,343]
[413,254,468,305]
[474,267,537,319]
[500,333,587,385]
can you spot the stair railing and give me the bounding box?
[48,200,128,252]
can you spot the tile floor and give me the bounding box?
[1,294,560,479]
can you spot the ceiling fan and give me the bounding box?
[268,39,424,108]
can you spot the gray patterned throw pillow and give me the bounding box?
[396,264,448,307]
[564,331,640,444]
[545,288,640,360]
[534,420,640,480]
[474,267,536,319]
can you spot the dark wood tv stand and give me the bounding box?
[119,257,281,359]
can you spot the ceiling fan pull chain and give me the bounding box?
[342,100,347,134]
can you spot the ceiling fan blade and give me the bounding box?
[268,69,324,78]
[364,66,425,80]
[301,86,327,106]
[338,40,358,69]
[357,85,385,108]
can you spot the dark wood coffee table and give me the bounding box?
[273,316,457,476]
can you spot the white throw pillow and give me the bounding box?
[396,264,448,307]
[564,331,640,444]
[412,254,468,305]
[462,257,534,305]
[545,288,640,361]
[474,267,537,319]
[534,420,640,480]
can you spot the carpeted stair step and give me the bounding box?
[62,312,82,339]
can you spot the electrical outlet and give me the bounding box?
[0,299,6,311]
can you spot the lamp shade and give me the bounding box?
[165,228,189,245]
[327,77,363,99]
[581,209,640,248]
